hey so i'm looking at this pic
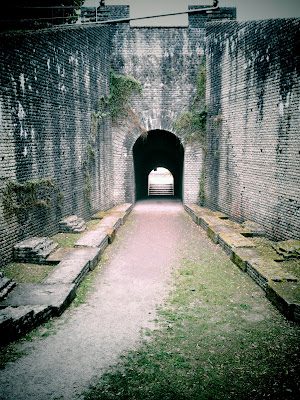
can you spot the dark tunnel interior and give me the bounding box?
[133,130,184,200]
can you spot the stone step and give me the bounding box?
[0,274,17,301]
[149,183,174,196]
[14,237,58,264]
[59,215,87,233]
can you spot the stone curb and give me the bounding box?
[0,203,133,347]
[184,204,299,323]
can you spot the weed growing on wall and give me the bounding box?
[82,70,144,211]
[175,60,207,149]
[109,70,143,122]
[2,178,56,215]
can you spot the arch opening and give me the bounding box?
[148,167,174,196]
[133,130,184,200]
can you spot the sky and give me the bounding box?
[83,0,300,25]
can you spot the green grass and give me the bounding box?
[82,221,300,400]
[1,262,55,283]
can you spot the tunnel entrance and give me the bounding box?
[133,130,184,200]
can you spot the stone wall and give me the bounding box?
[205,19,300,240]
[0,25,114,267]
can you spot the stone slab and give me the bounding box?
[46,247,102,270]
[231,247,262,271]
[104,227,116,244]
[0,304,52,346]
[218,231,255,256]
[1,283,76,316]
[74,229,108,250]
[266,281,300,322]
[97,215,121,230]
[241,220,266,237]
[198,215,223,231]
[110,211,127,225]
[246,258,297,292]
[43,259,90,288]
[110,203,133,216]
[272,239,300,259]
[207,224,235,244]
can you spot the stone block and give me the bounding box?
[1,283,76,316]
[266,281,300,322]
[231,247,261,272]
[207,224,235,244]
[272,240,300,259]
[46,247,102,270]
[0,304,52,346]
[241,220,266,237]
[0,272,17,301]
[74,229,108,251]
[218,231,255,257]
[58,215,87,233]
[110,203,133,216]
[14,237,58,264]
[43,259,90,288]
[97,215,121,230]
[246,258,297,292]
[198,215,222,232]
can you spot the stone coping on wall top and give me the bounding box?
[0,203,133,347]
[184,203,300,323]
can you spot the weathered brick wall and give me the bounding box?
[109,22,206,204]
[205,19,300,240]
[0,25,114,267]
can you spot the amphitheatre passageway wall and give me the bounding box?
[0,5,299,266]
[205,19,300,240]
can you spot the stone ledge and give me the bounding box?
[43,259,90,288]
[46,247,102,271]
[1,283,76,316]
[231,247,261,272]
[185,203,299,323]
[266,281,300,322]
[0,203,134,346]
[74,229,108,250]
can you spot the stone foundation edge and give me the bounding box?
[184,204,300,323]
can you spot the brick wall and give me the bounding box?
[0,25,114,267]
[109,23,206,204]
[205,19,300,240]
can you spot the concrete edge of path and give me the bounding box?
[0,203,133,347]
[184,204,300,324]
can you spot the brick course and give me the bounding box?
[205,19,300,241]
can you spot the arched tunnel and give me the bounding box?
[133,130,184,200]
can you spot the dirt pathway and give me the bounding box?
[0,199,185,400]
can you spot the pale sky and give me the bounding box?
[83,0,300,25]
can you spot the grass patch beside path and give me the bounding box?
[83,218,300,400]
[2,262,55,284]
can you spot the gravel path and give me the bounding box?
[0,199,185,400]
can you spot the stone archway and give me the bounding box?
[133,130,184,200]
